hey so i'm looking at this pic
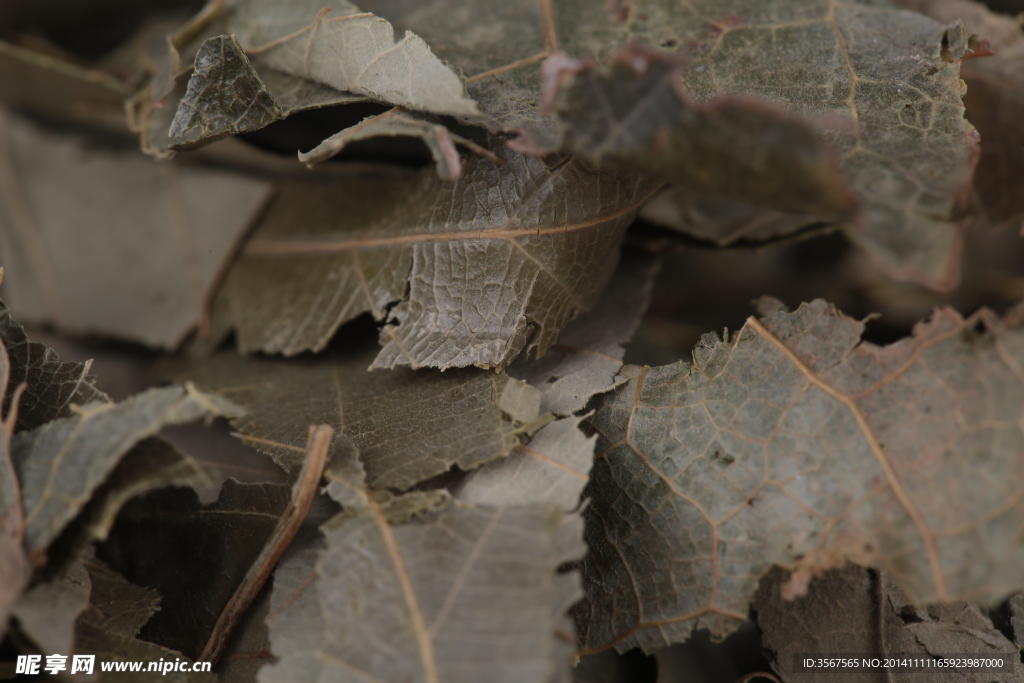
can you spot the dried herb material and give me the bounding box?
[4,0,1024,679]
[169,35,284,150]
[260,438,584,683]
[76,559,217,683]
[0,337,26,639]
[0,113,273,349]
[754,565,1020,683]
[0,295,107,433]
[13,385,241,554]
[212,152,657,368]
[548,45,854,219]
[579,300,1024,652]
[898,0,1024,230]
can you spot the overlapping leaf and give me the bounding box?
[0,337,26,639]
[578,299,1024,652]
[99,480,294,659]
[12,384,241,555]
[0,112,274,349]
[260,433,585,683]
[506,251,658,417]
[75,559,217,682]
[171,341,529,488]
[363,0,978,289]
[898,0,1024,230]
[149,0,495,175]
[0,295,108,433]
[547,45,855,220]
[210,150,657,369]
[754,565,1020,682]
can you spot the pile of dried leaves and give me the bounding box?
[2,0,1024,681]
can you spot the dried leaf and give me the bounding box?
[298,107,497,179]
[98,480,294,660]
[169,342,521,490]
[507,251,658,417]
[169,34,285,150]
[454,415,594,511]
[0,39,130,130]
[212,150,657,369]
[12,384,242,555]
[76,559,217,682]
[367,0,978,290]
[12,560,90,656]
[0,112,274,349]
[357,0,561,146]
[639,189,826,247]
[578,300,1024,652]
[0,296,108,433]
[898,0,1024,230]
[548,45,854,219]
[260,445,582,683]
[0,337,25,640]
[229,0,479,117]
[754,565,1020,682]
[53,438,212,568]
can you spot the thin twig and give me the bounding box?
[199,424,333,665]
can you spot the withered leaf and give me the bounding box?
[0,112,274,349]
[549,45,855,220]
[169,34,285,150]
[99,479,303,660]
[578,300,1024,652]
[169,341,523,490]
[76,559,216,682]
[228,0,478,117]
[639,188,827,247]
[368,0,977,290]
[454,415,594,512]
[754,565,1020,682]
[261,446,582,683]
[12,384,242,555]
[614,3,975,290]
[162,29,494,177]
[357,0,561,146]
[212,150,657,369]
[507,251,658,417]
[52,438,212,569]
[898,0,1024,230]
[0,295,108,433]
[298,107,498,180]
[0,39,130,130]
[13,560,90,656]
[0,338,26,640]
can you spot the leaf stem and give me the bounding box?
[198,423,333,665]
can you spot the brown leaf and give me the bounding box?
[0,295,108,433]
[169,35,285,151]
[368,0,979,290]
[167,341,523,490]
[13,384,241,556]
[0,336,27,640]
[0,111,274,348]
[898,0,1024,230]
[547,45,855,220]
[754,565,1020,683]
[210,150,658,369]
[260,442,584,683]
[578,300,1024,652]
